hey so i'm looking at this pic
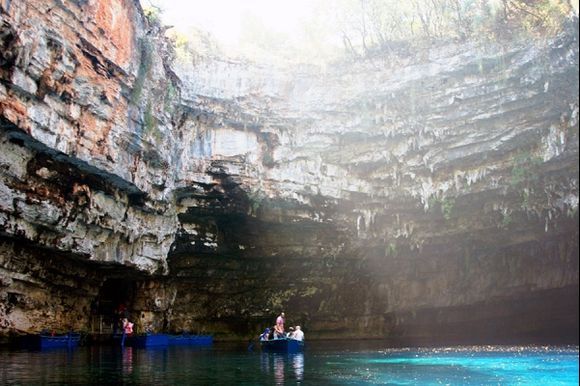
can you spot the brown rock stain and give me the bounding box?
[0,98,29,132]
[92,0,135,67]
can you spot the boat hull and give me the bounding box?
[260,338,304,353]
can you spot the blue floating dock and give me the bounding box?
[168,334,213,346]
[21,333,81,349]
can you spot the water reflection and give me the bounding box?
[273,354,284,384]
[260,352,305,384]
[1,344,576,385]
[121,346,133,376]
[260,351,270,375]
[292,352,304,381]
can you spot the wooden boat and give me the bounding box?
[168,334,213,346]
[260,338,304,353]
[21,333,81,349]
[124,333,169,348]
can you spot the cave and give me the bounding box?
[94,279,134,331]
[0,0,578,348]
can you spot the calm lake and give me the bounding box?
[1,341,578,385]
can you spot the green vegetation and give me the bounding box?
[130,37,153,104]
[428,196,456,220]
[167,28,222,63]
[385,242,398,257]
[510,151,543,187]
[441,197,455,220]
[246,189,264,216]
[171,32,193,63]
[163,82,178,114]
[507,152,543,223]
[231,0,573,62]
[142,0,574,64]
[143,102,164,142]
[318,0,574,57]
[501,210,513,227]
[143,102,155,132]
[143,4,162,26]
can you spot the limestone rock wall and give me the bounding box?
[0,0,178,335]
[0,0,177,273]
[166,23,579,341]
[0,237,102,334]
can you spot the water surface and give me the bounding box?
[1,342,577,385]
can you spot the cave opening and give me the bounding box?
[93,278,135,334]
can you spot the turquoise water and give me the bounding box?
[0,343,578,385]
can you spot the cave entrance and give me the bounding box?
[92,278,134,334]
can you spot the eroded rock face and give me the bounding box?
[0,0,177,336]
[0,0,578,343]
[0,0,177,274]
[0,238,102,334]
[165,20,579,341]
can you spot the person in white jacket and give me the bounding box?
[292,326,304,341]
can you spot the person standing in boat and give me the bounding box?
[120,317,134,347]
[122,318,134,335]
[274,312,285,338]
